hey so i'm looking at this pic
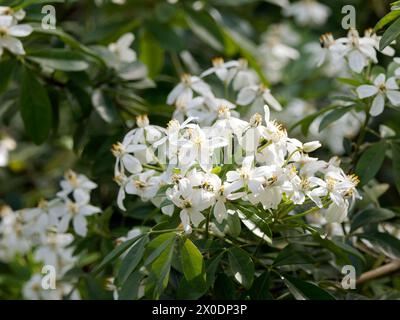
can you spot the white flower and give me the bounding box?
[0,15,32,57]
[34,232,76,276]
[237,84,282,112]
[57,170,97,204]
[283,0,331,26]
[167,73,213,106]
[201,58,258,90]
[339,29,377,73]
[357,73,400,116]
[108,33,136,63]
[50,198,101,237]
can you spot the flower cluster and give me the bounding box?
[167,58,282,126]
[319,28,394,74]
[0,170,101,299]
[0,6,32,58]
[113,105,360,235]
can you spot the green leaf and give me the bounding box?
[290,105,337,136]
[0,59,16,94]
[31,24,105,66]
[205,252,223,289]
[283,274,335,300]
[248,271,273,300]
[359,233,400,259]
[144,232,176,266]
[273,244,314,267]
[186,9,225,51]
[20,67,53,144]
[228,247,254,289]
[27,49,89,72]
[226,211,241,237]
[91,89,119,123]
[375,10,400,31]
[92,234,144,275]
[139,32,164,79]
[180,238,205,283]
[147,234,176,297]
[356,141,387,185]
[380,16,400,51]
[313,233,365,264]
[118,271,143,300]
[351,208,396,232]
[145,22,184,53]
[319,106,353,132]
[116,235,148,286]
[392,143,400,195]
[337,77,364,86]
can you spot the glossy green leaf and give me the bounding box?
[351,208,395,232]
[283,274,335,300]
[180,238,205,283]
[0,59,16,94]
[360,233,400,259]
[356,141,387,185]
[20,67,53,144]
[228,247,254,289]
[319,106,353,132]
[380,16,400,51]
[27,49,89,71]
[139,32,164,78]
[116,235,148,286]
[92,234,144,275]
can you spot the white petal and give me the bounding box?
[386,90,400,106]
[73,215,88,237]
[122,154,142,174]
[214,200,227,223]
[73,189,90,205]
[58,214,71,233]
[117,187,126,211]
[348,50,366,73]
[2,37,25,55]
[79,204,101,216]
[236,87,256,105]
[117,33,134,48]
[356,85,378,99]
[385,77,398,90]
[370,94,385,116]
[262,91,282,111]
[8,24,33,37]
[373,73,386,86]
[190,210,205,227]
